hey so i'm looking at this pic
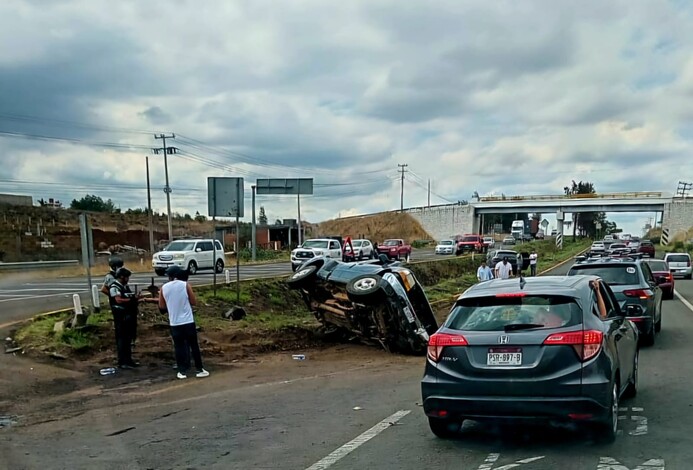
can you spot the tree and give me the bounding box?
[258,206,268,225]
[194,211,207,223]
[564,180,615,238]
[70,194,116,213]
[274,219,282,225]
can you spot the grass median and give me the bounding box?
[11,239,590,364]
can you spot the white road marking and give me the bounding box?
[674,290,693,312]
[304,410,410,470]
[478,453,500,470]
[598,456,664,469]
[630,415,648,436]
[632,407,644,412]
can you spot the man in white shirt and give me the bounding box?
[495,257,514,280]
[529,250,538,276]
[159,266,209,380]
[477,261,494,282]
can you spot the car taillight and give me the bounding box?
[427,332,468,363]
[543,330,603,361]
[623,289,652,299]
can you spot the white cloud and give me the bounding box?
[0,0,692,238]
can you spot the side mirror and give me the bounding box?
[195,248,202,252]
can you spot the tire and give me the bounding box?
[686,274,692,280]
[623,351,638,399]
[155,268,166,276]
[428,417,462,439]
[594,381,619,444]
[655,315,662,332]
[287,265,318,289]
[215,259,224,274]
[641,323,656,346]
[345,274,385,303]
[187,261,198,275]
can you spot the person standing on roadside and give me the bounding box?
[109,267,140,369]
[529,249,538,276]
[495,257,514,280]
[101,256,124,296]
[477,261,494,282]
[159,266,209,380]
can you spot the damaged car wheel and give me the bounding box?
[287,265,319,289]
[346,274,385,303]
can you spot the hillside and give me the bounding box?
[0,203,215,262]
[315,212,432,243]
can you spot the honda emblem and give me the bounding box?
[498,335,510,344]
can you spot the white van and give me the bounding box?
[664,252,692,279]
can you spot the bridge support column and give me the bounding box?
[556,210,565,250]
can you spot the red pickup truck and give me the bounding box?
[377,239,412,261]
[455,234,486,255]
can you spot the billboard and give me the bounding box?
[256,178,313,195]
[208,177,244,218]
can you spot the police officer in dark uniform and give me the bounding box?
[109,267,140,369]
[100,256,124,296]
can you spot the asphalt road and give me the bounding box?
[4,255,691,469]
[0,248,445,326]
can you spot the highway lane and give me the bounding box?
[16,251,693,470]
[0,248,444,325]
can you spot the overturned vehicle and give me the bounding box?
[287,256,439,354]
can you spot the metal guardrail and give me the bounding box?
[478,192,665,203]
[0,260,80,271]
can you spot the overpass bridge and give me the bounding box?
[472,192,671,214]
[403,191,692,244]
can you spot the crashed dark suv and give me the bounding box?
[287,256,439,354]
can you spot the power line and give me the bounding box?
[0,112,162,136]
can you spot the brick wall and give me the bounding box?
[663,200,693,240]
[405,204,475,241]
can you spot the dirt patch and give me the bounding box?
[316,212,432,242]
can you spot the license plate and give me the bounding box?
[487,348,522,366]
[402,306,415,323]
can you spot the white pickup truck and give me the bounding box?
[291,238,343,271]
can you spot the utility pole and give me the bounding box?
[145,156,154,253]
[676,181,692,198]
[427,179,431,207]
[398,163,408,212]
[153,133,176,241]
[251,185,257,261]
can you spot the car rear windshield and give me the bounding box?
[667,255,690,263]
[640,241,653,247]
[446,295,581,332]
[645,260,668,271]
[351,241,363,247]
[382,240,399,246]
[494,251,516,258]
[440,240,454,246]
[568,265,639,285]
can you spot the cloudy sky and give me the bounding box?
[1,0,691,236]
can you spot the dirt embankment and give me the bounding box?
[316,212,433,243]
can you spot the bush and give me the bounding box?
[237,247,287,262]
[673,241,685,251]
[411,240,433,249]
[649,236,661,245]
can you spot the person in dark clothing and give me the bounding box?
[109,267,140,369]
[101,256,124,296]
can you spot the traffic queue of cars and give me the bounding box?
[290,237,412,271]
[420,249,692,444]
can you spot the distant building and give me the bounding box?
[44,198,63,208]
[0,193,32,207]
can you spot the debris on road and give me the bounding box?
[100,367,117,376]
[4,347,23,354]
[353,406,363,411]
[292,354,306,360]
[0,416,17,428]
[222,306,247,320]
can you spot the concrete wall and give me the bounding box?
[662,200,693,240]
[405,204,475,241]
[0,193,32,207]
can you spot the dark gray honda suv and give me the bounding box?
[421,275,639,443]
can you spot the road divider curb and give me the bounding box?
[0,307,74,331]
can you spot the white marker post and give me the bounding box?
[225,269,231,285]
[91,285,100,313]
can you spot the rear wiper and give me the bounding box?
[504,323,545,332]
